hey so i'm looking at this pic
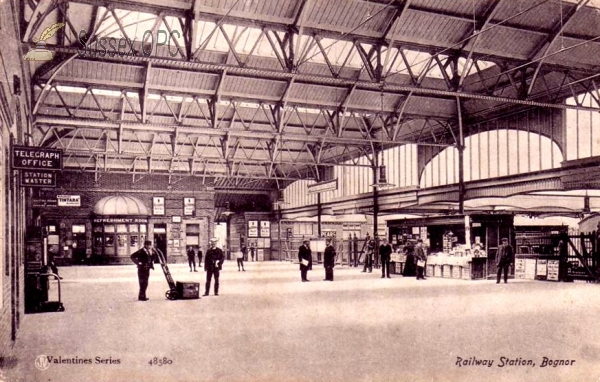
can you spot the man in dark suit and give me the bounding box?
[298,239,312,282]
[496,237,514,284]
[187,246,197,272]
[323,238,336,281]
[204,238,224,296]
[130,240,156,301]
[379,238,392,279]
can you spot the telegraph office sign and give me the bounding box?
[12,146,63,170]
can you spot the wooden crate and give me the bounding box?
[434,265,442,277]
[443,265,453,278]
[451,266,461,279]
[426,264,434,277]
[461,266,471,280]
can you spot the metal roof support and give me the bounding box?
[457,0,506,91]
[456,97,465,214]
[34,116,454,148]
[527,0,589,97]
[141,62,151,123]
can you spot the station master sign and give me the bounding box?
[12,146,63,188]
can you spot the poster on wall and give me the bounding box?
[184,197,195,216]
[536,259,548,277]
[524,259,537,280]
[515,258,526,279]
[153,197,165,215]
[547,260,560,281]
[260,221,270,237]
[248,220,258,237]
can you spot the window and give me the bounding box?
[186,224,200,246]
[72,224,86,233]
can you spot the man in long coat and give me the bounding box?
[496,238,514,284]
[323,238,336,281]
[298,239,313,282]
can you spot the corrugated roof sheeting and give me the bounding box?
[151,69,219,92]
[546,38,600,67]
[289,83,347,106]
[347,90,399,112]
[403,97,455,119]
[475,26,544,60]
[244,55,287,71]
[198,0,298,19]
[412,0,492,16]
[223,77,287,99]
[306,0,394,36]
[391,10,473,47]
[565,6,600,37]
[493,0,566,31]
[52,60,145,84]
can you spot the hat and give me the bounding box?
[501,238,509,242]
[210,237,218,243]
[144,240,152,246]
[302,238,310,243]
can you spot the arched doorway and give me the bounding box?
[91,196,150,264]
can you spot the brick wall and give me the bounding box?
[32,172,216,264]
[0,0,28,361]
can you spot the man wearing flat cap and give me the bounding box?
[496,237,514,284]
[130,240,157,301]
[298,239,312,282]
[204,238,225,296]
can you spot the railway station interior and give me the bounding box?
[1,0,600,381]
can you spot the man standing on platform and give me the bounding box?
[496,237,514,284]
[323,238,336,281]
[204,238,225,296]
[415,239,427,280]
[197,246,203,268]
[379,238,392,279]
[353,233,359,267]
[130,240,156,301]
[187,246,197,272]
[361,239,374,273]
[298,239,312,282]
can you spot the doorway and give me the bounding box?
[154,224,167,262]
[72,224,87,264]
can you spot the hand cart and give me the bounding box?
[156,249,200,300]
[25,271,65,313]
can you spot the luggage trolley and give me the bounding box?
[25,271,65,313]
[155,249,200,300]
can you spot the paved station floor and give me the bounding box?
[2,261,600,382]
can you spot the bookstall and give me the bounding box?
[387,214,514,280]
[514,228,568,282]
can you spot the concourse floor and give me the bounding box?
[3,261,600,382]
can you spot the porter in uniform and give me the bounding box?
[130,240,156,301]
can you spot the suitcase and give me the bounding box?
[176,282,200,299]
